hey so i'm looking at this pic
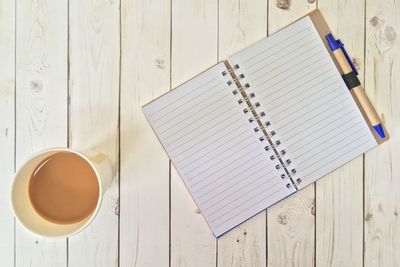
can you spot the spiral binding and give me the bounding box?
[222,63,301,189]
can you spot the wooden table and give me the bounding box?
[0,0,399,266]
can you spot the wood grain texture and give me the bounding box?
[267,185,315,267]
[267,0,316,34]
[120,0,170,266]
[170,1,217,266]
[316,1,365,266]
[0,0,15,265]
[15,0,68,265]
[364,1,400,266]
[315,165,363,267]
[2,1,400,265]
[68,0,120,266]
[217,0,267,266]
[266,1,316,267]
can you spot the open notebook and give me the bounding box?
[143,13,382,237]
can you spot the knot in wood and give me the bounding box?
[276,0,290,9]
[277,213,288,225]
[30,80,43,92]
[369,16,380,27]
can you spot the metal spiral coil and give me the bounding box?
[221,64,301,188]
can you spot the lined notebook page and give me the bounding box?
[228,16,377,189]
[143,63,295,237]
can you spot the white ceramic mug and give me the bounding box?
[11,147,113,238]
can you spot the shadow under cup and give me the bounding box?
[11,148,112,238]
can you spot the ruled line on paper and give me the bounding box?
[280,106,356,142]
[151,81,223,125]
[264,76,340,116]
[205,179,281,217]
[193,158,267,197]
[287,115,360,152]
[168,117,244,154]
[271,85,342,122]
[154,86,227,129]
[181,138,256,174]
[228,16,377,190]
[300,137,372,177]
[171,122,246,160]
[248,42,322,82]
[277,97,352,133]
[291,123,367,165]
[163,113,239,147]
[189,151,263,186]
[198,164,273,203]
[176,128,250,167]
[160,93,231,138]
[210,186,285,228]
[242,27,312,65]
[247,37,320,77]
[295,128,371,167]
[263,76,336,114]
[208,182,283,221]
[146,76,219,117]
[286,106,357,141]
[250,51,325,90]
[158,96,230,137]
[252,53,328,90]
[168,119,249,159]
[252,59,331,102]
[262,68,334,110]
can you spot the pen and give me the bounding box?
[325,33,385,139]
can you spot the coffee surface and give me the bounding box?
[29,152,99,224]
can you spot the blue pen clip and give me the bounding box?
[326,33,358,75]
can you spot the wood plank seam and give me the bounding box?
[362,1,366,266]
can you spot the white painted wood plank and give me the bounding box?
[15,0,68,265]
[267,186,315,267]
[217,0,267,266]
[315,2,365,266]
[0,0,15,265]
[267,2,316,266]
[170,1,218,266]
[119,0,170,266]
[364,1,400,266]
[267,0,316,34]
[68,0,120,265]
[315,165,363,267]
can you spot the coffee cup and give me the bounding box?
[11,147,112,238]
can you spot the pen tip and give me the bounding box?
[373,124,386,139]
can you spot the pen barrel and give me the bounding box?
[332,47,382,126]
[352,85,382,126]
[333,49,353,74]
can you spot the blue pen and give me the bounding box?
[326,33,385,139]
